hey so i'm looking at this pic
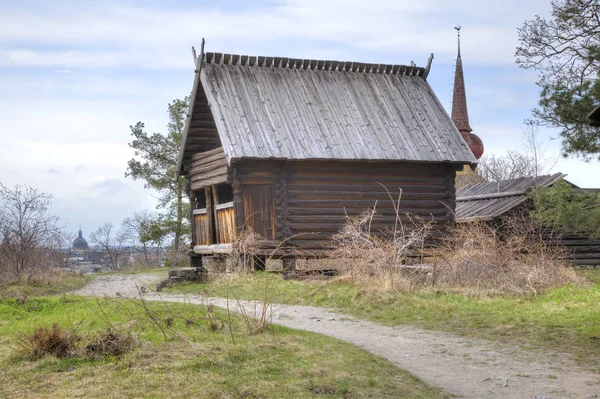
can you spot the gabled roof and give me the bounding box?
[177,50,477,175]
[455,173,566,221]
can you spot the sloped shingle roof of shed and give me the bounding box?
[179,51,477,171]
[455,173,566,221]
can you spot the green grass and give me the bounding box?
[0,273,91,299]
[165,271,600,367]
[0,295,441,399]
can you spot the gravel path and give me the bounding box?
[75,274,600,399]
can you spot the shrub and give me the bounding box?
[329,203,582,295]
[330,206,433,292]
[430,220,583,294]
[85,328,136,359]
[16,323,80,359]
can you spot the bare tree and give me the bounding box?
[90,223,127,270]
[0,183,64,282]
[477,125,558,182]
[478,151,538,182]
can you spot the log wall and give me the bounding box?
[554,234,600,267]
[189,147,227,191]
[234,160,456,252]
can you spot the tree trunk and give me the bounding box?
[174,184,183,253]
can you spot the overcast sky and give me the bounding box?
[1,0,599,238]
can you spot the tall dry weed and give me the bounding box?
[431,219,583,294]
[331,196,434,292]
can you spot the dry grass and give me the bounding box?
[85,328,137,359]
[431,221,583,295]
[15,323,81,359]
[327,197,582,295]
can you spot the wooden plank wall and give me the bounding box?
[194,212,211,245]
[235,160,456,251]
[216,205,236,243]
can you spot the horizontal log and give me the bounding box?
[556,239,600,246]
[286,163,445,175]
[287,207,448,217]
[573,259,600,266]
[186,133,219,142]
[191,175,228,190]
[287,183,449,194]
[190,120,217,129]
[287,215,448,224]
[193,243,233,255]
[287,190,450,201]
[191,146,226,160]
[571,252,600,259]
[190,157,226,170]
[287,176,448,185]
[190,171,228,183]
[287,199,449,209]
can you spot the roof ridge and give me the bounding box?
[203,52,426,78]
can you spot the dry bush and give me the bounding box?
[85,328,136,359]
[16,323,81,359]
[431,220,583,294]
[229,230,264,273]
[331,204,434,292]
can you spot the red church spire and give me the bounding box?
[451,26,484,159]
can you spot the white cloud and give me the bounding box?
[1,0,596,232]
[0,0,550,69]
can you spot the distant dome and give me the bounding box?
[461,132,484,160]
[73,228,88,250]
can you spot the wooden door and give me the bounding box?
[194,209,211,245]
[242,185,275,239]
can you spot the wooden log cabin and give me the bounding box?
[456,174,600,267]
[176,48,477,267]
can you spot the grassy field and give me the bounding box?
[0,295,441,399]
[164,270,600,366]
[0,272,91,299]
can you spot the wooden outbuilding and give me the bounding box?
[177,47,477,267]
[456,174,600,267]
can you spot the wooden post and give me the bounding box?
[280,168,291,238]
[205,186,214,245]
[189,188,197,247]
[212,185,221,243]
[233,169,245,233]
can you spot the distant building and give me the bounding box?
[72,227,89,251]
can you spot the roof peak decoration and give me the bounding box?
[203,51,433,79]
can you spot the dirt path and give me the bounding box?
[76,274,600,399]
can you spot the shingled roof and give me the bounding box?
[178,49,477,175]
[455,173,567,221]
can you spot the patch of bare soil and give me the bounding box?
[76,274,600,399]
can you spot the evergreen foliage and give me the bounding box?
[530,180,600,238]
[125,98,191,251]
[517,0,600,159]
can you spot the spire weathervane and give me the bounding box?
[454,24,462,56]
